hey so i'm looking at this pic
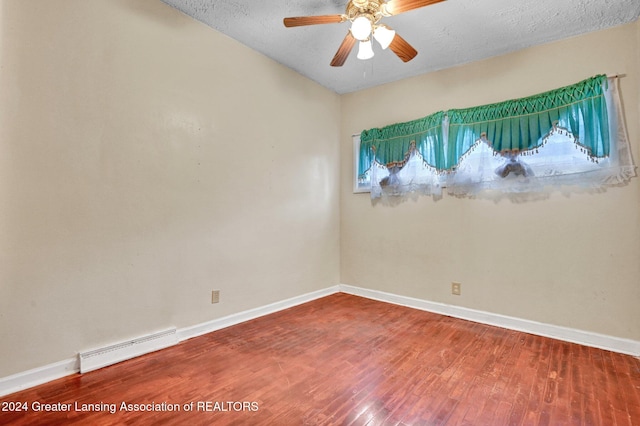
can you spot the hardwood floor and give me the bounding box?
[2,293,639,425]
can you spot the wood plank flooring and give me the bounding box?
[1,293,639,425]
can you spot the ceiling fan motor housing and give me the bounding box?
[347,0,387,25]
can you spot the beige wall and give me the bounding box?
[0,0,340,377]
[341,21,640,341]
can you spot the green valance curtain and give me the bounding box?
[447,74,610,168]
[359,111,445,179]
[358,75,610,177]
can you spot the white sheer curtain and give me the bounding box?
[371,149,444,199]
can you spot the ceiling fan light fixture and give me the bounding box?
[357,39,375,60]
[373,24,396,50]
[351,15,372,41]
[284,0,434,67]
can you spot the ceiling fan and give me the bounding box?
[283,0,446,67]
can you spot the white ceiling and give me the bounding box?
[160,0,640,94]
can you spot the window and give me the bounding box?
[355,75,635,200]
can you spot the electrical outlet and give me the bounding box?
[451,282,461,296]
[211,290,220,304]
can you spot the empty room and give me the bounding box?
[1,0,639,424]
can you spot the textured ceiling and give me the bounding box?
[160,0,640,94]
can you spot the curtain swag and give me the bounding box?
[359,75,610,180]
[359,110,445,178]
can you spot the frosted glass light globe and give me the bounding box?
[357,40,374,60]
[351,16,372,41]
[373,25,396,50]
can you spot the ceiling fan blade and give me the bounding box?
[384,0,446,16]
[283,15,344,27]
[330,32,357,67]
[389,33,418,62]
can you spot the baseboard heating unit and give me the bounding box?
[79,328,178,373]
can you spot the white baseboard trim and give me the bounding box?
[0,285,341,397]
[339,284,640,357]
[177,285,341,342]
[0,357,79,398]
